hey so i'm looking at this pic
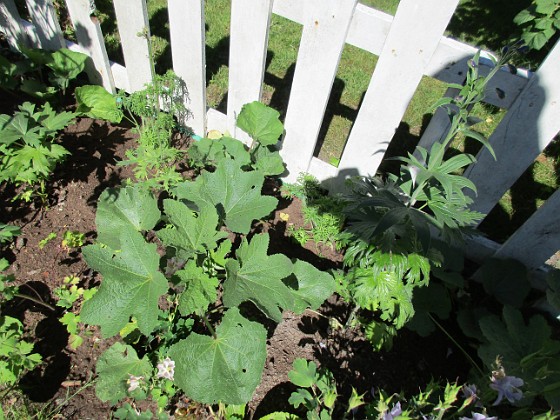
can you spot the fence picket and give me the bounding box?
[0,0,29,49]
[227,0,273,144]
[112,0,152,93]
[486,189,560,271]
[25,0,64,50]
[465,40,560,218]
[336,0,460,184]
[280,0,357,181]
[168,0,206,136]
[65,0,115,92]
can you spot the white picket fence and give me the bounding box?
[1,0,560,275]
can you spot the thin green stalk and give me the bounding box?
[14,293,56,311]
[428,313,485,378]
[201,313,218,339]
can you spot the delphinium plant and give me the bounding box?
[78,102,336,417]
[336,47,519,351]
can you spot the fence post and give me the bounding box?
[25,0,65,50]
[227,0,273,144]
[112,0,153,93]
[168,0,207,137]
[335,0,460,185]
[280,0,358,182]
[65,0,115,92]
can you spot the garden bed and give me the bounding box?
[1,115,472,418]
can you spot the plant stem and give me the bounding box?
[201,313,218,339]
[14,293,56,311]
[428,313,485,378]
[344,305,360,329]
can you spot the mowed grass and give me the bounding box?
[94,0,557,241]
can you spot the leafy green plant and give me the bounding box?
[365,380,483,420]
[61,230,86,249]
[0,102,75,201]
[188,101,285,177]
[1,47,88,98]
[282,174,345,251]
[76,70,190,190]
[38,232,57,249]
[0,223,21,244]
[335,49,518,351]
[460,306,560,410]
[263,358,363,420]
[514,0,560,50]
[79,103,336,412]
[0,315,42,386]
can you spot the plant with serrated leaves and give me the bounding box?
[336,49,516,350]
[75,68,190,190]
[365,380,483,420]
[264,358,364,420]
[61,230,86,249]
[0,315,42,386]
[514,0,560,51]
[0,101,75,201]
[1,46,88,99]
[188,101,285,177]
[0,223,21,244]
[79,115,336,412]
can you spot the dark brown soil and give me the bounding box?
[0,114,471,419]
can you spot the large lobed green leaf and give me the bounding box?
[80,229,168,338]
[156,199,227,259]
[176,260,219,316]
[286,260,336,314]
[223,234,294,322]
[96,187,160,250]
[236,101,283,146]
[95,342,152,404]
[75,85,123,123]
[175,159,278,234]
[169,308,267,405]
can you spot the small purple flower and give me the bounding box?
[382,401,402,420]
[460,413,498,420]
[490,373,524,405]
[462,383,478,401]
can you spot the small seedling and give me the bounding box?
[62,230,86,249]
[38,232,57,249]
